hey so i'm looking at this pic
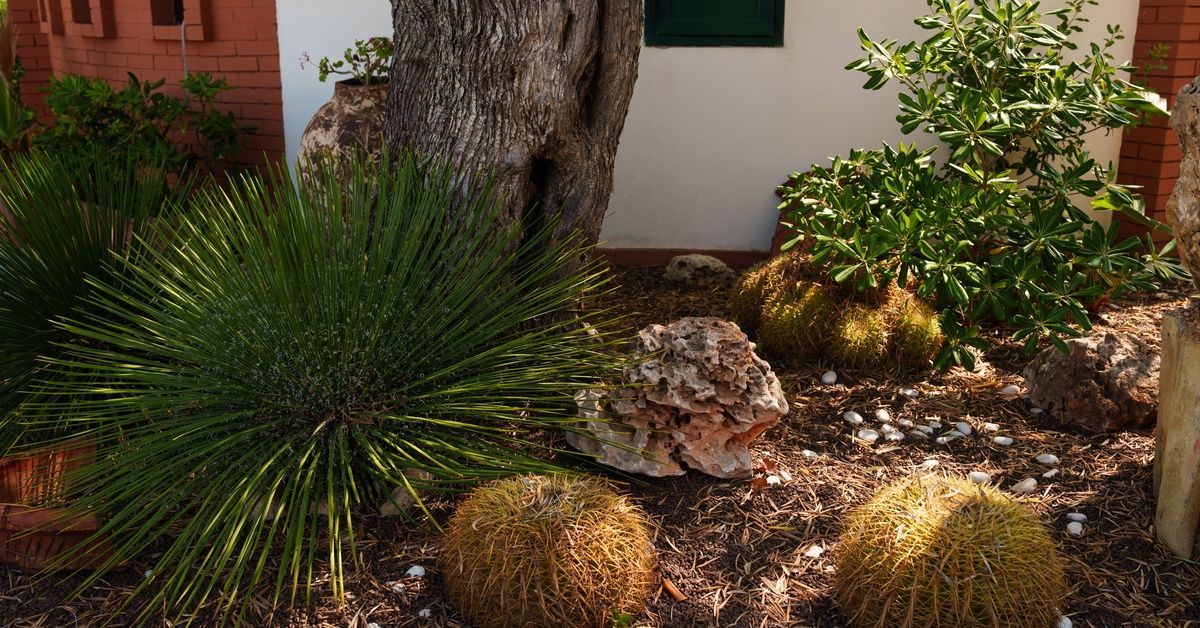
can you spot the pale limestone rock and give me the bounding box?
[1167,76,1200,290]
[566,317,788,478]
[664,254,736,288]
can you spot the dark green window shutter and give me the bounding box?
[644,0,784,47]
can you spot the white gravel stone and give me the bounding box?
[935,436,954,445]
[406,565,427,578]
[804,544,825,558]
[368,623,382,628]
[908,430,929,440]
[992,436,1014,446]
[821,370,838,385]
[954,421,974,436]
[1000,384,1022,396]
[915,424,935,435]
[1031,407,1045,415]
[901,387,920,398]
[1066,521,1084,537]
[857,429,880,444]
[766,474,782,486]
[927,420,943,430]
[843,411,864,426]
[1042,469,1060,479]
[875,409,892,423]
[1058,616,1073,628]
[981,423,999,433]
[1010,478,1038,494]
[1036,453,1061,465]
[885,431,905,442]
[388,581,406,594]
[919,459,939,470]
[968,471,991,485]
[879,424,897,435]
[801,449,818,460]
[1066,512,1088,523]
[417,609,433,619]
[897,418,915,428]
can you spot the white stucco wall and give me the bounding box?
[274,0,1139,253]
[275,0,393,162]
[601,0,1140,252]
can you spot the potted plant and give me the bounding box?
[298,36,393,165]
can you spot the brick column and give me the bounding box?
[1118,0,1200,242]
[8,0,51,119]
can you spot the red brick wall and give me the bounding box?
[9,0,283,168]
[1118,0,1200,241]
[10,0,51,117]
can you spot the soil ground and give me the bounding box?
[2,265,1198,627]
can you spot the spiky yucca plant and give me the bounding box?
[836,475,1067,628]
[26,153,622,622]
[0,150,187,451]
[442,474,656,628]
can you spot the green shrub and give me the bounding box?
[778,0,1186,369]
[38,72,250,176]
[0,150,188,452]
[23,153,622,621]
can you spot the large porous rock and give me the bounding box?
[1023,332,1159,433]
[1168,76,1200,291]
[664,254,736,288]
[566,317,788,478]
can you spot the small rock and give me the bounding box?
[954,421,973,436]
[1058,616,1073,628]
[1042,469,1060,479]
[368,623,382,628]
[1000,384,1021,396]
[1031,407,1045,414]
[1066,512,1087,523]
[821,370,838,385]
[884,431,905,442]
[1010,478,1038,494]
[919,459,939,470]
[935,436,955,445]
[875,409,892,423]
[843,411,864,426]
[664,254,736,287]
[898,418,915,428]
[908,430,929,440]
[144,569,153,579]
[879,424,897,435]
[982,422,1000,432]
[992,436,1014,446]
[406,565,427,578]
[803,544,825,558]
[801,449,818,460]
[1155,292,1171,300]
[417,609,433,619]
[901,387,919,398]
[857,429,880,443]
[388,581,406,594]
[1035,453,1061,465]
[766,474,782,486]
[915,424,934,435]
[1066,521,1084,537]
[927,420,943,430]
[968,471,991,485]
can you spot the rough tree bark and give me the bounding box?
[384,1,642,249]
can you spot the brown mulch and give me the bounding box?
[3,266,1199,627]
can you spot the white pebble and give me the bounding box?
[968,471,991,485]
[992,436,1014,446]
[388,581,406,594]
[919,459,939,470]
[880,424,897,435]
[908,430,929,440]
[1042,469,1060,479]
[1010,478,1038,495]
[368,624,382,628]
[766,474,782,486]
[1035,453,1060,465]
[406,565,427,578]
[915,424,934,435]
[954,421,973,436]
[875,409,892,423]
[1031,407,1045,415]
[927,420,943,430]
[803,544,825,558]
[843,411,864,425]
[898,418,915,428]
[1058,616,1073,628]
[1066,512,1087,523]
[857,429,880,443]
[1066,521,1084,537]
[885,431,905,442]
[901,387,919,398]
[982,422,1000,432]
[935,436,953,445]
[144,569,154,579]
[417,609,432,619]
[1000,384,1021,396]
[820,370,838,385]
[801,449,818,460]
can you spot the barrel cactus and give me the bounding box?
[836,475,1067,628]
[441,474,657,628]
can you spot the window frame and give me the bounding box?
[643,0,785,47]
[151,0,211,42]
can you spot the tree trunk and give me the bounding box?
[384,1,641,250]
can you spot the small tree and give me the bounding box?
[779,0,1185,369]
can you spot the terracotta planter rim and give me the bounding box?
[334,78,390,92]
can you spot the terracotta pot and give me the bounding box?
[0,437,116,571]
[298,80,389,166]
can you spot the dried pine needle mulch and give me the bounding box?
[3,265,1199,627]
